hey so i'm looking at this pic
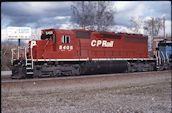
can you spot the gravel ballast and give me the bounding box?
[2,71,171,113]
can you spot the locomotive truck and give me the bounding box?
[11,29,172,79]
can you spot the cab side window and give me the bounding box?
[62,35,70,44]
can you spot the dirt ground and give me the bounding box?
[1,71,171,113]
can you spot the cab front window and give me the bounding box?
[41,31,54,40]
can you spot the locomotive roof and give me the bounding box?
[42,28,146,37]
[158,39,172,46]
[42,29,74,34]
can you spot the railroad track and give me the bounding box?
[2,70,171,97]
[1,70,171,83]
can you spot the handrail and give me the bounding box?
[25,47,27,66]
[160,51,166,64]
[165,52,169,63]
[31,47,33,69]
[11,47,27,64]
[11,49,14,65]
[158,51,161,65]
[155,50,159,66]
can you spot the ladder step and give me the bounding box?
[26,67,32,69]
[26,72,33,74]
[27,63,32,65]
[27,60,32,63]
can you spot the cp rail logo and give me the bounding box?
[91,40,114,47]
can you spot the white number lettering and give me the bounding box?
[59,45,73,51]
[46,31,53,35]
[97,40,102,47]
[102,40,107,47]
[91,40,96,47]
[59,45,62,50]
[91,40,114,47]
[70,46,73,50]
[63,46,66,49]
[66,46,69,50]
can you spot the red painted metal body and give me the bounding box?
[28,29,148,60]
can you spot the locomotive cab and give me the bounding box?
[155,39,172,70]
[34,29,76,60]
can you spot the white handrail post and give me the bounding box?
[25,47,27,66]
[158,51,161,65]
[160,51,166,64]
[31,47,33,69]
[11,49,13,65]
[165,52,169,63]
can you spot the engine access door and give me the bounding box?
[79,39,90,58]
[76,31,91,59]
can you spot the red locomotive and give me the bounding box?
[11,29,157,79]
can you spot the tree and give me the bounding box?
[144,17,163,36]
[1,41,16,70]
[96,1,115,31]
[71,1,115,31]
[1,40,28,71]
[32,23,42,40]
[129,16,164,36]
[129,16,144,33]
[32,28,41,40]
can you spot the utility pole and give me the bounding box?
[151,17,154,57]
[18,39,21,59]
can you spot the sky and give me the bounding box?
[1,1,171,41]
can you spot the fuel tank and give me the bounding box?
[81,60,128,74]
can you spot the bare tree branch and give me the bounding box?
[130,16,163,36]
[71,1,115,31]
